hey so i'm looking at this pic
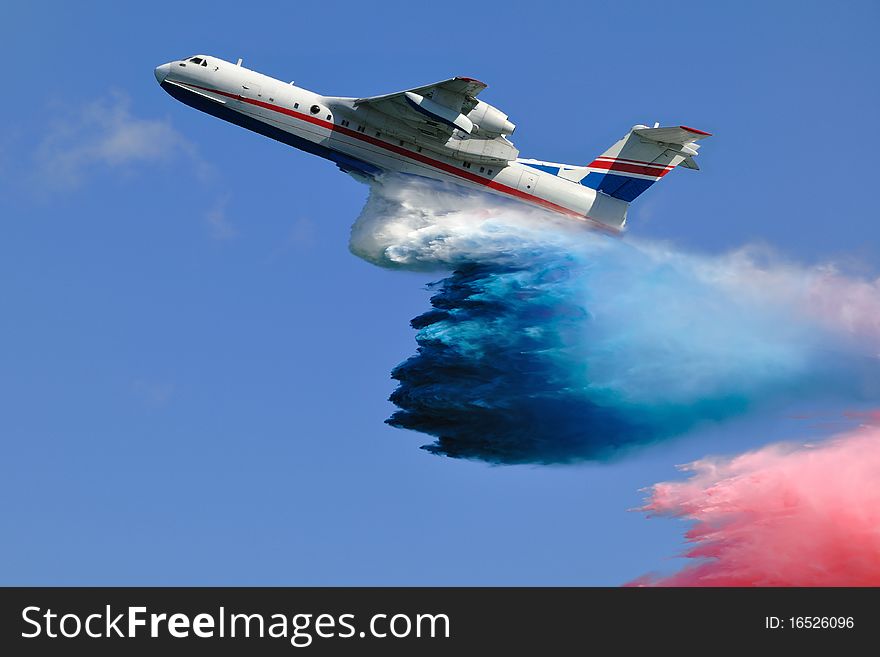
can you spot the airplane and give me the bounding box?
[154,54,710,233]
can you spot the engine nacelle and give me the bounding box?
[467,101,515,137]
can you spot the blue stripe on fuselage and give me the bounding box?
[160,81,383,177]
[580,172,656,202]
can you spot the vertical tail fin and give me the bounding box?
[564,124,711,202]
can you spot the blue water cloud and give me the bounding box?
[350,174,879,464]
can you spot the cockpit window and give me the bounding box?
[201,59,208,67]
[189,57,203,65]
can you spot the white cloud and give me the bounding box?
[34,91,207,189]
[205,196,237,240]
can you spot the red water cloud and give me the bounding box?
[630,419,880,586]
[703,250,880,350]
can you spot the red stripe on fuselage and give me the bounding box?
[170,80,621,234]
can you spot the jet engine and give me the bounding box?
[466,101,515,137]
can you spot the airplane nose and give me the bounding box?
[154,63,171,84]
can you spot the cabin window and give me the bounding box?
[269,97,274,102]
[416,146,422,153]
[341,119,350,127]
[375,131,381,137]
[399,140,404,146]
[326,114,332,120]
[487,169,493,175]
[310,105,321,114]
[357,125,365,133]
[480,166,485,173]
[294,102,299,109]
[462,162,471,169]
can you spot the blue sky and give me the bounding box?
[1,1,877,584]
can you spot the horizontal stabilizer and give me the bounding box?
[564,123,711,202]
[633,125,712,146]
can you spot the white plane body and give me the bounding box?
[155,55,710,233]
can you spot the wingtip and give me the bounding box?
[456,76,487,87]
[680,125,712,136]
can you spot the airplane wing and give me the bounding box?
[353,77,518,164]
[354,76,488,133]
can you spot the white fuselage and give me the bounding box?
[155,56,627,232]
